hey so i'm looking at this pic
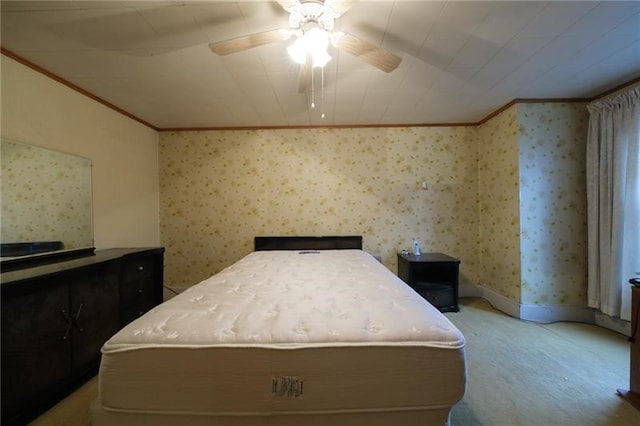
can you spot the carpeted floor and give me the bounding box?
[30,297,640,425]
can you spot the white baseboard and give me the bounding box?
[459,284,482,298]
[460,284,519,318]
[519,302,596,324]
[460,284,596,324]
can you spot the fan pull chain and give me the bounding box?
[311,67,315,109]
[321,67,325,119]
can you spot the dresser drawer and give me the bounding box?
[121,276,155,301]
[121,277,156,324]
[122,257,154,282]
[119,251,164,326]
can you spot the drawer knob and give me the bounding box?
[137,265,144,271]
[137,289,144,294]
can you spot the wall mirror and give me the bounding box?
[1,139,94,265]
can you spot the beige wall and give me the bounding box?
[1,55,160,250]
[160,127,480,287]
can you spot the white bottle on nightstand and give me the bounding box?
[413,239,421,256]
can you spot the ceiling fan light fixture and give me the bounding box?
[288,1,331,29]
[317,14,335,31]
[287,37,308,64]
[311,48,331,68]
[287,27,332,67]
[288,11,304,29]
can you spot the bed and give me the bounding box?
[92,236,466,426]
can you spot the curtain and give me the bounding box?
[587,85,640,321]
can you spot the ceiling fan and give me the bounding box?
[209,0,402,83]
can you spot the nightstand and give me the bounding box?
[397,252,460,312]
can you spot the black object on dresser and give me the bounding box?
[397,252,461,312]
[0,247,164,426]
[617,283,640,411]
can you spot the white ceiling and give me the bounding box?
[1,0,639,129]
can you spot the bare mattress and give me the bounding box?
[94,249,466,425]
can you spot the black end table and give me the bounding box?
[397,252,460,312]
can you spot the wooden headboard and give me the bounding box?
[254,236,363,251]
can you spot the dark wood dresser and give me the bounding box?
[618,284,640,410]
[0,247,164,426]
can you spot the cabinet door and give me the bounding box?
[1,280,71,424]
[67,261,120,378]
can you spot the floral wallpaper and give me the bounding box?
[160,104,589,311]
[477,108,522,302]
[1,140,93,250]
[517,103,588,306]
[475,103,589,306]
[160,127,480,288]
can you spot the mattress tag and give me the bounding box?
[272,376,304,398]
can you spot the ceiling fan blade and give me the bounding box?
[209,29,288,56]
[334,32,401,73]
